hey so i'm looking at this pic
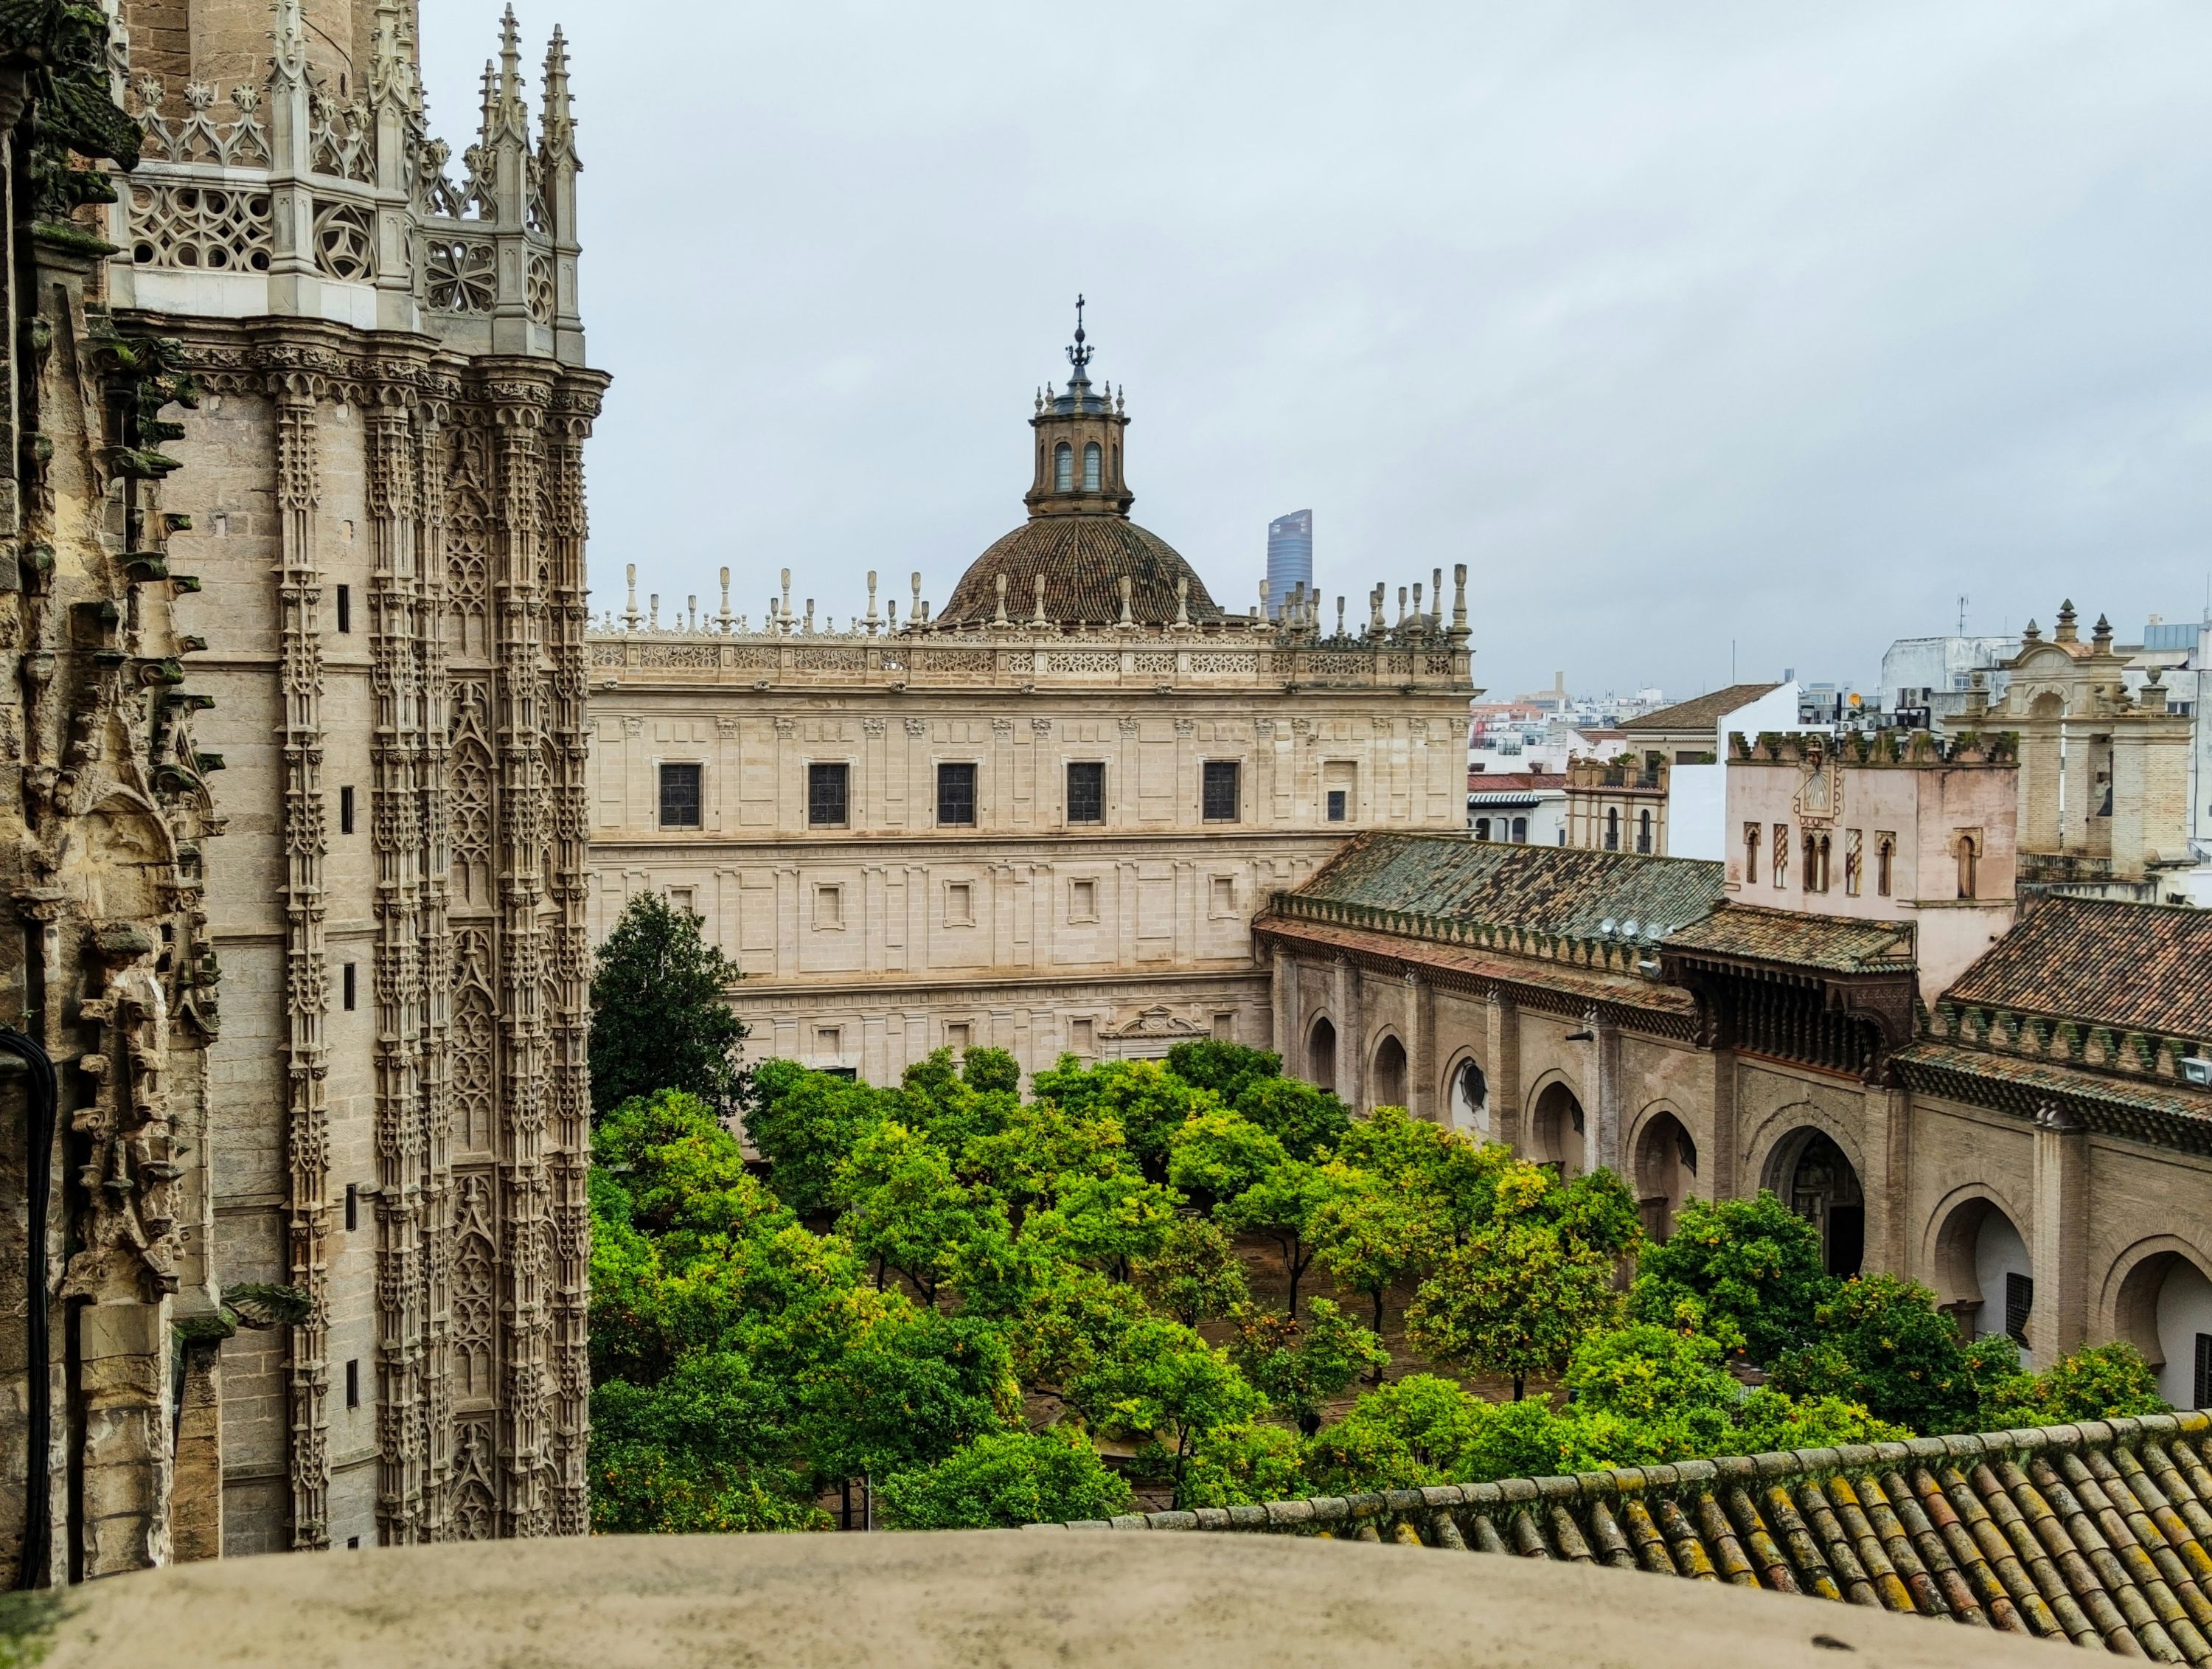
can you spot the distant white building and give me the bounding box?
[1879,634,2020,729]
[1467,771,1568,847]
[1567,682,1824,860]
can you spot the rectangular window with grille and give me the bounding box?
[808,762,849,827]
[2197,1333,2212,1410]
[937,762,977,826]
[658,762,703,829]
[1066,761,1105,824]
[2005,1271,2034,1345]
[1203,760,1240,822]
[1326,789,1348,822]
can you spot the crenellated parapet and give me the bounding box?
[1729,729,2019,768]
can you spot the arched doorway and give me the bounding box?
[1307,1016,1337,1093]
[1371,1035,1407,1109]
[1634,1111,1696,1241]
[1528,1081,1585,1177]
[1449,1058,1489,1138]
[1933,1197,2034,1360]
[2115,1251,2212,1409]
[1764,1128,1864,1276]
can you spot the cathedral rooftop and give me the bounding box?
[20,1516,2060,1669]
[1037,1409,2212,1662]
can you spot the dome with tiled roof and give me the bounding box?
[945,516,1222,630]
[939,301,1225,631]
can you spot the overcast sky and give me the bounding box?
[422,2,2212,702]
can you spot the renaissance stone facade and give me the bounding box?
[586,325,1474,1080]
[0,0,605,1576]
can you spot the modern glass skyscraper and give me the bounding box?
[1266,508,1313,617]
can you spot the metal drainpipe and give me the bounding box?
[2,1027,57,1589]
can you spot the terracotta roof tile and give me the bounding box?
[1618,683,1784,735]
[1663,903,1917,974]
[942,514,1222,628]
[1944,896,2212,1041]
[1467,771,1567,794]
[1287,833,1725,945]
[1040,1412,2212,1658]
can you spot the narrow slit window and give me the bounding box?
[346,1359,360,1409]
[345,1184,358,1232]
[342,962,357,1011]
[336,584,351,634]
[340,785,355,835]
[2004,1271,2034,1344]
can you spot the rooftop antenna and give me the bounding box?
[1958,593,1969,636]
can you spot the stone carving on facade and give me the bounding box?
[0,0,611,1566]
[0,7,237,1585]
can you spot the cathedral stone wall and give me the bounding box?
[1262,854,2212,1401]
[587,615,1474,1080]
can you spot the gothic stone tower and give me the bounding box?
[94,0,605,1555]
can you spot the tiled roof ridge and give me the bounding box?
[1942,893,2212,1049]
[1618,681,1784,733]
[1332,828,1724,873]
[1034,1412,2212,1656]
[1037,1411,2212,1537]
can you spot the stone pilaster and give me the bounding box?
[274,378,331,1550]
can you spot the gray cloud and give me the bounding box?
[423,1,2212,699]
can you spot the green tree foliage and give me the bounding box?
[1133,1216,1250,1328]
[1071,1315,1265,1507]
[1035,1058,1220,1179]
[1215,1156,1332,1316]
[1978,1340,2170,1426]
[1769,1274,1983,1433]
[1629,1192,1836,1364]
[588,892,748,1120]
[1022,1166,1181,1282]
[1306,1373,1511,1493]
[1230,1299,1389,1434]
[1229,1074,1353,1162]
[1407,1216,1620,1398]
[833,1122,992,1306]
[1164,1041,1282,1109]
[745,1059,886,1214]
[1178,1420,1314,1508]
[1405,1165,1626,1398]
[1166,1111,1288,1207]
[1308,1157,1447,1343]
[875,1427,1134,1530]
[960,1046,1023,1096]
[592,1049,2163,1536]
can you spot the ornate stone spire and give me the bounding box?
[540,25,576,166]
